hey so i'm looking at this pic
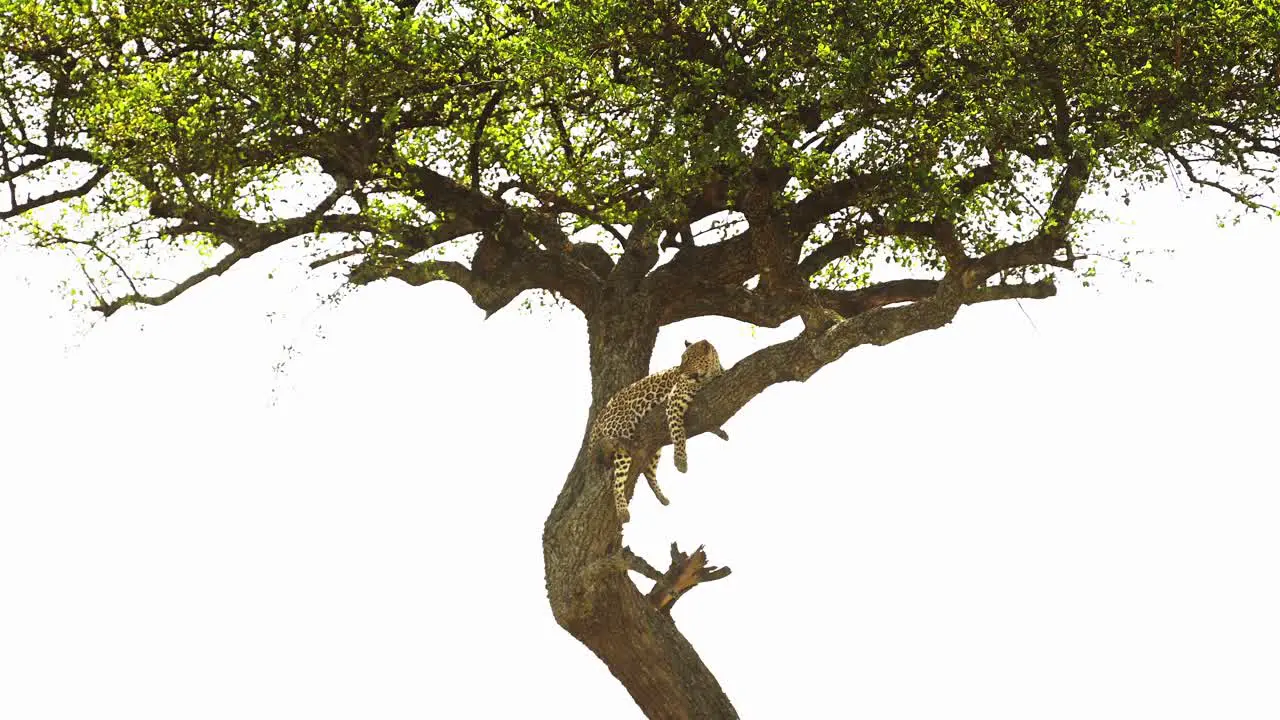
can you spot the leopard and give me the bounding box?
[589,339,725,524]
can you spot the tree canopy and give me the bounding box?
[4,0,1276,319]
[4,0,1278,716]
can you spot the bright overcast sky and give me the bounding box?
[1,182,1277,719]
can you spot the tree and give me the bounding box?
[3,1,1277,716]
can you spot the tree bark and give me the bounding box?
[542,457,740,719]
[542,310,740,719]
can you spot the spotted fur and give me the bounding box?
[589,339,724,523]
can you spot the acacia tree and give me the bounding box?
[4,0,1278,716]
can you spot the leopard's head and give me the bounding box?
[680,339,723,382]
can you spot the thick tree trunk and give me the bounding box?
[542,457,739,719]
[541,312,739,719]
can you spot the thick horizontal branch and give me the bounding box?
[350,257,473,290]
[966,279,1057,304]
[654,282,794,327]
[647,159,1026,324]
[344,242,506,317]
[349,240,598,317]
[787,172,880,227]
[691,292,966,427]
[309,248,364,269]
[658,277,940,328]
[627,290,965,461]
[400,163,605,308]
[633,278,1057,452]
[814,279,940,316]
[404,163,575,252]
[646,227,756,293]
[306,215,481,270]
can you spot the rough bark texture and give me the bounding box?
[543,454,740,719]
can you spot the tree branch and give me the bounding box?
[787,172,880,228]
[967,280,1057,303]
[350,256,474,292]
[401,163,605,309]
[468,87,505,189]
[0,167,108,220]
[797,224,866,279]
[502,178,629,248]
[33,233,140,298]
[814,279,941,316]
[645,543,731,614]
[644,226,758,315]
[92,247,249,316]
[657,274,939,328]
[350,232,601,317]
[91,210,369,315]
[639,277,1056,452]
[1166,147,1277,211]
[622,546,665,582]
[964,154,1092,284]
[607,216,661,291]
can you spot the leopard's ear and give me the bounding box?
[684,339,692,348]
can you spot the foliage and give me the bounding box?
[2,0,1276,315]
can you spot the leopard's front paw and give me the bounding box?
[675,455,688,473]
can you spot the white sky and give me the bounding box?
[1,183,1277,719]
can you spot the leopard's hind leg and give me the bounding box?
[611,450,633,523]
[642,448,669,506]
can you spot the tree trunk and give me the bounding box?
[541,312,739,719]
